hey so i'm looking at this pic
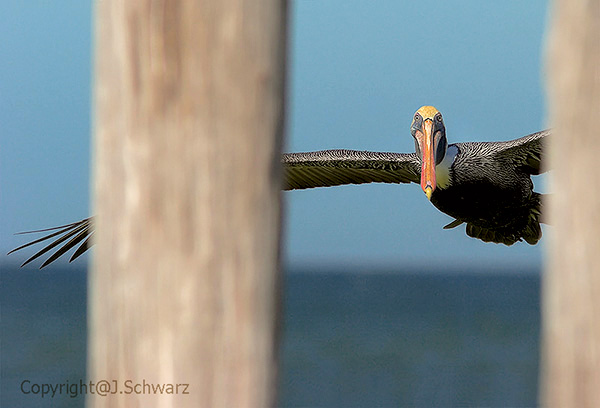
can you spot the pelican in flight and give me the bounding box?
[9,106,548,268]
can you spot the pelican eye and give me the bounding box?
[435,114,442,122]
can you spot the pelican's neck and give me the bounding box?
[435,145,458,189]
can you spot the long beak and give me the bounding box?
[420,120,436,200]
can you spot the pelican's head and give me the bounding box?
[410,106,448,200]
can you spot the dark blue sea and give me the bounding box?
[1,266,540,407]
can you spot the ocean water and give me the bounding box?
[1,266,540,407]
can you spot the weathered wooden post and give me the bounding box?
[542,0,600,406]
[88,1,287,407]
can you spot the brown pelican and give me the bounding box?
[9,106,548,268]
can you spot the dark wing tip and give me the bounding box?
[9,218,94,268]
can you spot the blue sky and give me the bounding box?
[1,1,549,271]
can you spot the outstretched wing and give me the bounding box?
[283,149,421,190]
[489,130,549,175]
[10,150,420,267]
[7,217,94,268]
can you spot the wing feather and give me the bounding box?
[8,217,94,268]
[283,149,420,190]
[490,130,549,174]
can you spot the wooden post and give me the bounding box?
[88,1,286,407]
[542,0,600,406]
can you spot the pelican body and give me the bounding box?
[425,138,543,245]
[10,106,548,267]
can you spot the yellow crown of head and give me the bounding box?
[415,105,440,120]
